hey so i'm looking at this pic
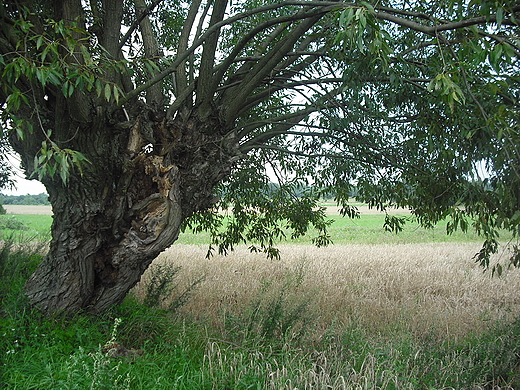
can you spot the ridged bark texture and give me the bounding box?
[24,106,238,314]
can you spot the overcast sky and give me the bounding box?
[3,151,47,195]
[3,176,47,195]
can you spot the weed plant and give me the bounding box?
[0,237,44,316]
[141,262,205,312]
[0,214,51,242]
[0,216,28,231]
[222,261,316,349]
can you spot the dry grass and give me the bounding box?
[133,242,520,343]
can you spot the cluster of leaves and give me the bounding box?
[0,16,123,113]
[32,136,90,186]
[0,138,14,191]
[142,262,204,312]
[184,157,332,260]
[245,0,520,270]
[335,2,393,68]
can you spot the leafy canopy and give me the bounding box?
[0,0,519,270]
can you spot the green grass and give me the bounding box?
[1,239,520,389]
[0,214,52,241]
[0,207,517,388]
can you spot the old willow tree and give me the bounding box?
[0,0,519,314]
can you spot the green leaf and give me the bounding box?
[80,45,93,65]
[104,83,112,101]
[488,44,503,72]
[340,8,354,28]
[47,68,63,86]
[95,79,103,97]
[60,165,69,185]
[113,85,120,104]
[62,81,74,97]
[36,35,44,50]
[360,1,375,13]
[35,68,48,87]
[496,7,504,28]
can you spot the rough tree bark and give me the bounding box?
[22,103,239,313]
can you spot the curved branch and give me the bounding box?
[237,102,321,140]
[222,10,333,123]
[238,75,339,117]
[249,144,395,170]
[375,6,520,36]
[213,11,320,92]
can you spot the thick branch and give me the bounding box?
[101,0,123,59]
[213,12,319,93]
[121,2,336,107]
[119,0,164,51]
[175,0,202,97]
[196,0,228,118]
[223,10,331,123]
[249,144,394,170]
[134,0,164,107]
[238,103,324,142]
[375,6,520,36]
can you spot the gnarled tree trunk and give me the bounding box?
[23,105,239,314]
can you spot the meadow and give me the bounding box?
[1,205,520,389]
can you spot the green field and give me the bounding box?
[0,204,492,246]
[0,211,488,247]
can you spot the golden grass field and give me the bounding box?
[3,204,53,215]
[134,242,520,343]
[5,203,519,343]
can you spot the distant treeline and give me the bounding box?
[0,193,50,205]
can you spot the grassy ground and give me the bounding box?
[1,206,520,389]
